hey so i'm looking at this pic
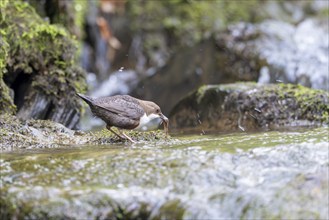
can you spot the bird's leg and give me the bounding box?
[120,132,136,143]
[106,125,125,140]
[106,125,136,143]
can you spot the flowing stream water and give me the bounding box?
[1,127,328,219]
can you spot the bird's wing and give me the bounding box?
[93,95,145,120]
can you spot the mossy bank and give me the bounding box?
[170,82,329,132]
[0,2,87,128]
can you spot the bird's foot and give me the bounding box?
[107,126,136,143]
[121,132,136,143]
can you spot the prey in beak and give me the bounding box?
[159,113,169,136]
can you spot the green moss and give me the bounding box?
[0,38,7,71]
[0,34,16,114]
[25,0,87,57]
[0,2,87,116]
[196,85,209,104]
[215,83,329,124]
[0,0,9,21]
[2,3,76,73]
[267,84,329,123]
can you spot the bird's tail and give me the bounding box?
[76,93,94,106]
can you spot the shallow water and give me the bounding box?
[1,127,328,219]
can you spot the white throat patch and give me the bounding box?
[134,113,161,131]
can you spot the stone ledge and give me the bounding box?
[169,82,329,132]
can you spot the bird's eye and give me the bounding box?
[156,109,160,113]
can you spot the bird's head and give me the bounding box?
[135,100,169,134]
[142,101,169,124]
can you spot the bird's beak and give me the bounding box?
[160,113,169,136]
[159,113,169,123]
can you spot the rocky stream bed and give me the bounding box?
[1,127,328,219]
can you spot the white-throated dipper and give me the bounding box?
[77,93,169,142]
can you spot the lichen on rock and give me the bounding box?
[0,2,87,128]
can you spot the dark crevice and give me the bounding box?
[44,101,55,120]
[9,72,33,111]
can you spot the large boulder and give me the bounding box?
[0,2,87,129]
[170,82,329,132]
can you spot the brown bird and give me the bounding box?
[77,93,169,142]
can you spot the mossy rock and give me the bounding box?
[0,34,16,114]
[170,82,329,132]
[0,2,87,128]
[0,114,169,151]
[25,0,88,40]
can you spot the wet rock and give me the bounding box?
[0,114,169,151]
[0,128,328,219]
[170,82,329,132]
[0,2,87,129]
